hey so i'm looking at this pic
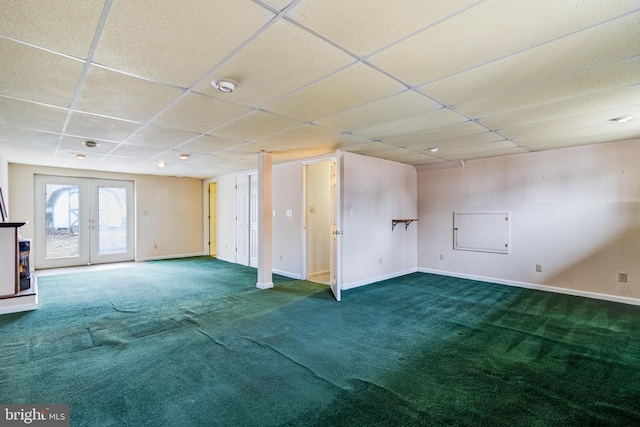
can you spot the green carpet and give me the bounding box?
[1,257,639,426]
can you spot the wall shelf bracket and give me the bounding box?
[392,219,417,231]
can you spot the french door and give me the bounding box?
[34,175,135,269]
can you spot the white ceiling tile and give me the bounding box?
[0,0,104,58]
[109,143,167,159]
[315,90,442,132]
[151,92,252,134]
[74,66,183,123]
[455,57,640,119]
[264,1,296,11]
[383,121,489,148]
[523,131,640,152]
[0,141,57,164]
[253,124,343,149]
[421,12,640,106]
[0,127,60,149]
[59,136,120,155]
[66,112,141,142]
[479,85,640,130]
[0,39,84,108]
[93,1,274,87]
[442,147,529,161]
[346,142,397,156]
[218,142,275,159]
[515,121,640,147]
[265,62,406,122]
[185,154,237,168]
[355,108,469,141]
[500,105,640,140]
[211,110,302,142]
[290,0,480,56]
[437,140,522,158]
[126,125,200,149]
[178,134,242,154]
[194,20,354,107]
[420,132,506,152]
[370,0,639,85]
[0,97,67,133]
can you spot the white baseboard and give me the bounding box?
[273,269,303,280]
[215,256,236,264]
[418,268,640,307]
[342,268,418,291]
[136,252,207,262]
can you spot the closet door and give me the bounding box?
[236,175,250,266]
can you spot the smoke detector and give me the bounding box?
[211,79,238,93]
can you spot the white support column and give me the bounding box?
[256,152,273,289]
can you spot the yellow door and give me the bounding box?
[209,182,217,257]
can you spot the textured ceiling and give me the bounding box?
[0,0,638,178]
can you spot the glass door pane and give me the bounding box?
[35,175,90,269]
[44,184,80,259]
[98,186,127,255]
[89,179,134,265]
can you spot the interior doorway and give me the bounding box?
[34,175,135,269]
[305,161,332,285]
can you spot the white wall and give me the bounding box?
[341,151,418,289]
[9,164,205,265]
[272,161,304,278]
[417,139,640,300]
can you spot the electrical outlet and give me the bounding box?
[618,272,628,283]
[154,244,158,249]
[536,264,542,273]
[439,254,444,261]
[379,258,382,265]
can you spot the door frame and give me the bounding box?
[302,153,342,300]
[34,175,135,269]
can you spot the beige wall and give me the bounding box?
[417,139,640,300]
[8,164,204,266]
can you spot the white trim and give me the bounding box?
[0,294,38,315]
[418,268,640,307]
[136,252,206,262]
[256,281,274,290]
[273,269,302,280]
[342,268,418,291]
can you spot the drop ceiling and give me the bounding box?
[0,0,638,179]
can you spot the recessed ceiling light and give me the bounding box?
[75,154,86,160]
[612,115,632,123]
[85,141,97,148]
[428,147,440,153]
[158,161,166,168]
[179,153,190,160]
[211,78,238,93]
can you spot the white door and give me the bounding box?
[329,156,341,301]
[249,173,259,268]
[236,175,250,266]
[35,176,134,269]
